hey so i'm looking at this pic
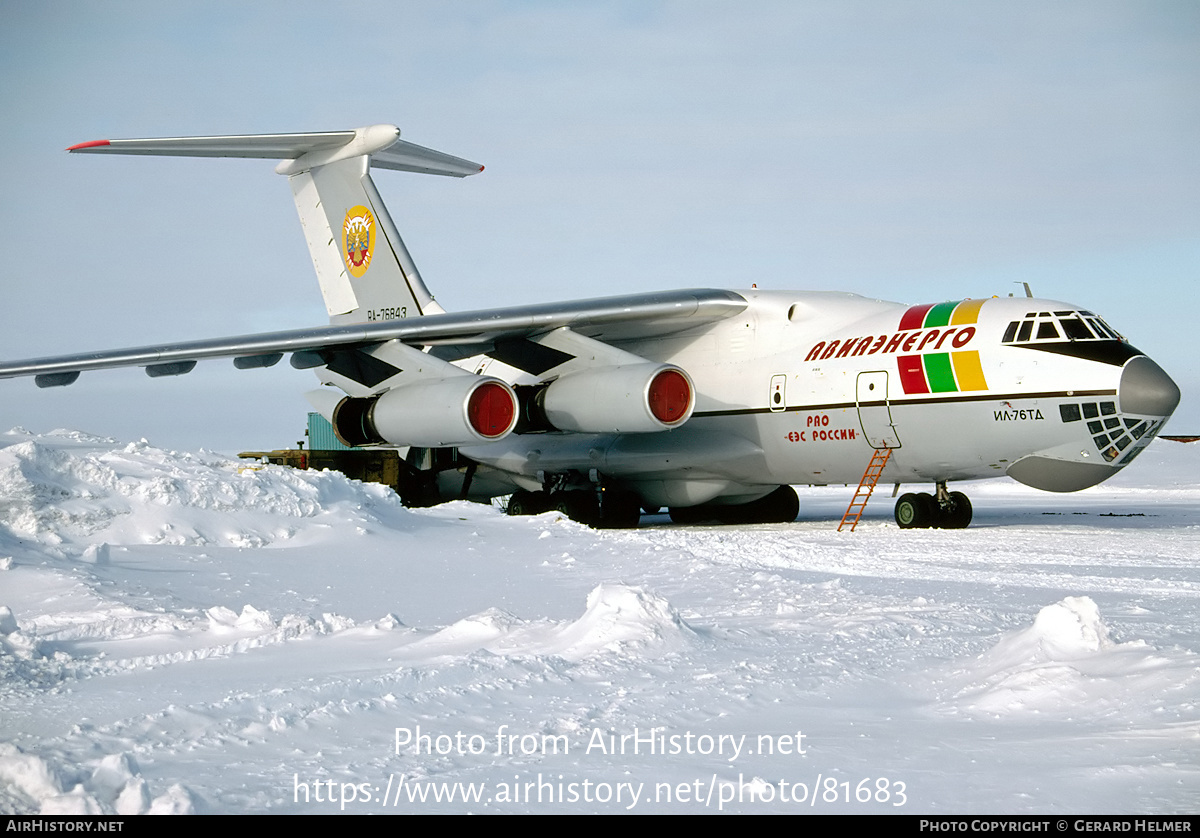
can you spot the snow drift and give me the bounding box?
[2,429,1199,813]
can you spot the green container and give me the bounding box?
[307,412,351,451]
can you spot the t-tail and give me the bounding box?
[68,124,483,324]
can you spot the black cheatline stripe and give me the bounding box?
[693,389,1118,418]
[1007,340,1143,367]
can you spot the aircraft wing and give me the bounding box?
[0,289,747,388]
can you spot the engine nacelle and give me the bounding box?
[541,363,694,433]
[333,377,517,447]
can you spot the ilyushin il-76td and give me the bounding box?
[0,124,1181,530]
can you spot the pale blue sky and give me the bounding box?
[1,1,1197,450]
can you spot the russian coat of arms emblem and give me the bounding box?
[342,205,375,278]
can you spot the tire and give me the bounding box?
[671,487,800,526]
[554,492,597,526]
[940,491,973,529]
[761,485,800,523]
[669,505,713,524]
[895,492,934,529]
[595,490,642,529]
[507,490,548,516]
[721,485,800,524]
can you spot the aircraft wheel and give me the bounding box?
[940,491,973,529]
[595,490,642,529]
[895,492,935,529]
[717,506,750,524]
[721,485,800,524]
[507,490,549,516]
[671,487,800,526]
[554,492,598,526]
[668,505,712,524]
[761,485,800,523]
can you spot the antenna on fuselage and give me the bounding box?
[1016,282,1034,298]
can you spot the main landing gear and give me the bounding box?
[507,481,802,530]
[507,486,642,529]
[668,485,800,526]
[894,481,972,529]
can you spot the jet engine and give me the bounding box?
[541,363,694,433]
[332,376,517,447]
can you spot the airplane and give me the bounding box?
[0,124,1181,530]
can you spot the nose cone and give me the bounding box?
[1007,353,1179,494]
[1120,356,1180,418]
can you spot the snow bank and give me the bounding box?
[401,583,694,662]
[944,597,1198,718]
[0,744,195,815]
[0,433,414,555]
[538,583,696,659]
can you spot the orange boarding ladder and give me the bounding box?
[838,448,893,532]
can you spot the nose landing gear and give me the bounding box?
[894,481,972,529]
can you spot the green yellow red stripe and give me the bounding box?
[895,300,990,394]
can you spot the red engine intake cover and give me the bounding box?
[468,380,517,438]
[648,369,691,425]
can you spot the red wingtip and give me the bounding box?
[66,139,111,152]
[478,165,485,172]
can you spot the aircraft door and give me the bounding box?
[856,371,900,449]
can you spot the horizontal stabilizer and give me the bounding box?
[68,124,483,178]
[68,131,356,159]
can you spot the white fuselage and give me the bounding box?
[462,291,1174,508]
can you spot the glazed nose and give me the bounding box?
[1119,356,1180,417]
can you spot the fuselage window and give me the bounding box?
[1037,321,1060,340]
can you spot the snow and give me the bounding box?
[1,428,1198,814]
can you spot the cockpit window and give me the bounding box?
[1003,309,1124,345]
[1088,318,1121,340]
[1037,321,1060,340]
[1060,318,1094,340]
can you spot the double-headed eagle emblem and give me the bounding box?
[342,205,376,278]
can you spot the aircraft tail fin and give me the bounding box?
[69,124,483,323]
